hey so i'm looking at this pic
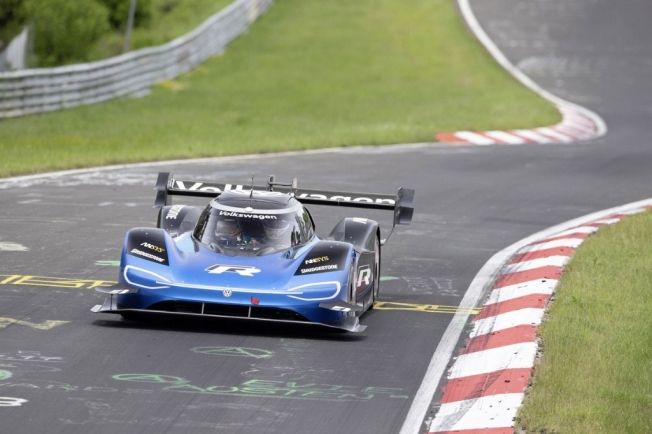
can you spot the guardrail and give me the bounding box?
[0,0,272,119]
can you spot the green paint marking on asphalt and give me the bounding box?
[112,374,409,402]
[95,260,120,267]
[380,276,400,282]
[0,369,12,381]
[191,346,273,359]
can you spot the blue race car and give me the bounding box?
[92,173,414,332]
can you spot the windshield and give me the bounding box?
[193,206,314,256]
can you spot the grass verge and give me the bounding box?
[517,211,652,433]
[0,0,560,177]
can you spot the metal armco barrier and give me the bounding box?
[0,0,272,119]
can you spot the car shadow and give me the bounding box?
[91,313,368,342]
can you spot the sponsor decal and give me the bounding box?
[206,265,261,277]
[300,264,338,274]
[356,265,372,288]
[140,242,165,253]
[295,242,349,276]
[304,255,329,265]
[173,181,286,197]
[173,181,224,194]
[171,180,396,205]
[296,193,395,206]
[218,210,277,220]
[130,248,165,263]
[165,205,185,220]
[127,229,169,265]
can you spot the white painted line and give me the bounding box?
[501,255,570,274]
[448,342,537,379]
[486,279,558,305]
[619,208,647,215]
[591,217,622,225]
[511,129,552,143]
[484,131,526,144]
[518,237,585,253]
[536,127,573,143]
[0,242,29,252]
[455,131,497,145]
[545,225,599,238]
[557,122,594,136]
[470,308,545,338]
[428,393,524,432]
[559,109,596,128]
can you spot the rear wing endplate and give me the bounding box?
[154,172,414,229]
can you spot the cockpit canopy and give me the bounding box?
[193,194,315,256]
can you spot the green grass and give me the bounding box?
[0,0,560,177]
[87,0,234,61]
[517,211,652,433]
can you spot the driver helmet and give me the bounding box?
[264,218,291,243]
[216,218,241,241]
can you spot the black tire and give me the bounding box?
[374,236,381,297]
[368,235,381,311]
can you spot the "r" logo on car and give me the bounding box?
[356,265,372,288]
[206,265,262,277]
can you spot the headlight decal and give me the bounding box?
[124,265,172,290]
[287,281,341,301]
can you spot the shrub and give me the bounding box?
[98,0,152,30]
[25,0,110,66]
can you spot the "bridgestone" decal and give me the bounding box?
[300,264,338,274]
[130,249,165,263]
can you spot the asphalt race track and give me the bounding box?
[1,1,651,432]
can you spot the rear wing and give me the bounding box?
[154,172,414,228]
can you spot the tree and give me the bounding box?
[98,0,152,30]
[25,0,110,66]
[0,0,26,49]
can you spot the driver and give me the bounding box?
[263,218,292,247]
[214,218,242,246]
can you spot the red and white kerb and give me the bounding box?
[435,105,601,146]
[427,206,649,434]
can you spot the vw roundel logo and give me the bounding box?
[222,289,233,298]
